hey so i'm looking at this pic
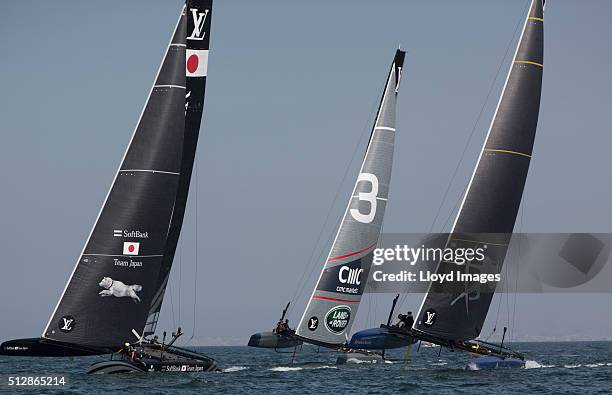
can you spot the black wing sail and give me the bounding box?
[144,0,212,337]
[413,0,544,341]
[42,0,212,349]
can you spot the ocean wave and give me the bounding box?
[223,366,248,372]
[269,366,303,372]
[345,358,378,364]
[585,363,610,368]
[525,360,554,369]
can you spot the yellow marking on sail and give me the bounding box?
[514,60,543,68]
[528,17,544,22]
[450,238,509,247]
[484,148,532,158]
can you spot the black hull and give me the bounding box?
[87,360,146,374]
[380,326,524,360]
[88,359,217,374]
[0,338,108,357]
[88,344,217,374]
[248,331,302,349]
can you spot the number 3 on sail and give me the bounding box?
[350,173,379,223]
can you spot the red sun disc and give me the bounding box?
[128,245,135,253]
[187,54,199,73]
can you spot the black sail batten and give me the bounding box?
[413,0,544,342]
[40,0,213,350]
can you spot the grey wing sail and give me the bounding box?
[295,50,405,347]
[413,0,544,341]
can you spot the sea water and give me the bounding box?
[1,341,610,394]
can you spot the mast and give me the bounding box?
[41,0,213,350]
[413,0,544,342]
[295,50,405,347]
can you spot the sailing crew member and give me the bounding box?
[274,319,283,333]
[275,319,290,333]
[123,342,136,361]
[405,312,414,328]
[396,312,414,329]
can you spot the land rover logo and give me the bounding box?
[423,309,437,327]
[59,315,75,333]
[324,305,351,334]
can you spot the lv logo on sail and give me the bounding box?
[424,310,437,327]
[188,8,209,40]
[59,316,75,332]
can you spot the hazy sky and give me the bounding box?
[1,0,611,345]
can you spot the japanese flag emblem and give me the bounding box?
[186,49,208,77]
[123,242,140,256]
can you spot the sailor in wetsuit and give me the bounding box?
[405,311,414,328]
[396,312,414,329]
[123,342,136,361]
[275,319,290,334]
[274,319,283,333]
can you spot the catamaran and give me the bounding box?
[0,0,217,373]
[248,49,405,358]
[348,0,545,370]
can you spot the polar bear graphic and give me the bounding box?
[98,277,142,303]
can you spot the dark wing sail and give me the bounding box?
[413,0,544,341]
[43,0,212,349]
[295,50,405,347]
[143,0,212,337]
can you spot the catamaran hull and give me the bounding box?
[88,342,218,374]
[348,327,416,350]
[248,332,302,349]
[465,356,525,370]
[0,338,107,357]
[87,360,147,374]
[87,359,218,374]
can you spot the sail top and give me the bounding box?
[42,0,212,349]
[295,50,405,347]
[413,0,544,341]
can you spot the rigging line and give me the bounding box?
[440,186,465,233]
[178,238,182,326]
[292,214,343,318]
[189,154,200,345]
[496,276,504,323]
[505,252,511,341]
[375,212,390,321]
[169,277,176,329]
[367,290,372,328]
[511,202,525,341]
[289,94,380,312]
[373,292,378,328]
[287,92,381,315]
[430,0,531,233]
